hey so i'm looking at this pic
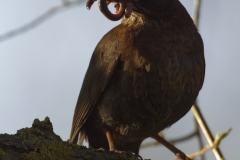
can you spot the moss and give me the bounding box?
[15,117,74,160]
[0,148,5,160]
[0,117,140,160]
[20,141,75,160]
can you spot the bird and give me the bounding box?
[69,0,205,159]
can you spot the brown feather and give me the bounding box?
[69,0,205,154]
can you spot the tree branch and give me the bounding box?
[0,0,84,43]
[0,117,138,160]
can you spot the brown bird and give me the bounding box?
[69,0,205,159]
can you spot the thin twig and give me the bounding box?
[193,115,205,160]
[192,0,201,27]
[141,130,197,149]
[191,0,225,159]
[187,129,231,159]
[191,104,225,160]
[0,0,84,43]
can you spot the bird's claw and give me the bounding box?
[86,0,133,21]
[111,149,143,160]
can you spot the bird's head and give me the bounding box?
[132,0,173,13]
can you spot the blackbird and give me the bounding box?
[69,0,205,159]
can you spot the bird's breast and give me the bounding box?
[94,16,205,138]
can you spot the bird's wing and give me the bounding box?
[69,33,120,143]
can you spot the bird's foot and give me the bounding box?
[105,130,142,159]
[175,153,192,160]
[111,149,143,160]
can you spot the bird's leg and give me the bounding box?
[105,130,143,160]
[152,134,192,160]
[106,129,117,151]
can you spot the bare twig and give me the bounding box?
[192,0,201,26]
[191,104,225,160]
[187,129,231,159]
[141,130,197,149]
[193,116,205,160]
[141,114,206,160]
[0,0,84,43]
[191,0,225,159]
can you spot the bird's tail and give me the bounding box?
[78,129,87,145]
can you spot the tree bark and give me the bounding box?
[0,117,137,160]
